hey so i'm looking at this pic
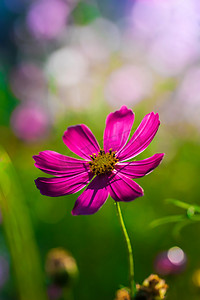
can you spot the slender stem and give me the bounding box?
[115,202,135,299]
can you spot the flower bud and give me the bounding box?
[135,274,168,300]
[45,248,78,287]
[115,288,130,300]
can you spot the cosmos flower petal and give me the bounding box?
[63,124,100,159]
[35,172,93,197]
[103,106,134,153]
[107,172,144,202]
[117,112,160,161]
[72,176,109,215]
[115,153,164,178]
[33,150,90,177]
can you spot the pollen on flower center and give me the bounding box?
[88,149,118,175]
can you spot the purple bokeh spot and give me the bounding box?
[154,247,187,276]
[47,284,62,300]
[0,256,9,288]
[27,0,70,40]
[10,103,49,142]
[10,63,46,102]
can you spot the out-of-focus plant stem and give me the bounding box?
[115,202,136,299]
[0,147,47,300]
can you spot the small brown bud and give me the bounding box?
[45,248,78,287]
[135,274,168,300]
[115,288,130,300]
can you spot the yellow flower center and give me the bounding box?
[88,149,118,175]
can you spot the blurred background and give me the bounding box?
[1,0,200,299]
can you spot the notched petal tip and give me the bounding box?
[33,151,51,164]
[33,153,43,163]
[154,153,165,166]
[33,154,41,167]
[62,124,82,139]
[104,106,134,153]
[159,152,165,159]
[32,155,37,162]
[112,106,134,120]
[139,187,144,197]
[153,112,161,125]
[118,105,133,113]
[34,177,46,195]
[117,111,161,161]
[132,183,144,198]
[71,209,77,216]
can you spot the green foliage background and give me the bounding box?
[1,99,200,299]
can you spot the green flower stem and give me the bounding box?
[115,202,136,299]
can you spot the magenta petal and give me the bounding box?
[107,172,144,202]
[33,150,90,177]
[115,153,164,178]
[72,176,109,215]
[63,124,100,159]
[103,106,134,153]
[117,112,160,161]
[35,172,93,197]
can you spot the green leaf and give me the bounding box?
[165,198,200,213]
[150,215,185,228]
[0,146,47,300]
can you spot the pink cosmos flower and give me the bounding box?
[33,106,164,215]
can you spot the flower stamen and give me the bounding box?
[88,149,118,175]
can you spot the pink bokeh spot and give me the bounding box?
[11,104,49,142]
[131,0,170,39]
[154,247,187,276]
[27,0,70,40]
[10,63,46,102]
[0,256,9,288]
[47,284,62,300]
[105,65,153,107]
[128,0,200,76]
[148,35,199,76]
